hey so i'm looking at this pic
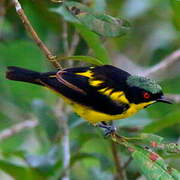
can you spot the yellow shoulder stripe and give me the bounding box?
[76,69,129,104]
[98,88,113,96]
[98,88,129,104]
[76,70,93,78]
[89,80,103,87]
[76,70,104,87]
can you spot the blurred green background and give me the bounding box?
[0,0,179,180]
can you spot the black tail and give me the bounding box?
[6,66,42,85]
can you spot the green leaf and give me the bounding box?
[142,110,180,133]
[131,145,180,180]
[0,159,44,180]
[58,55,104,65]
[75,24,111,64]
[53,1,130,63]
[70,152,97,166]
[131,133,164,145]
[126,133,180,153]
[70,152,112,170]
[75,13,130,37]
[51,3,79,23]
[2,150,27,160]
[0,41,46,110]
[60,1,131,37]
[53,2,110,63]
[70,125,99,154]
[92,0,107,13]
[114,136,180,180]
[0,159,29,180]
[171,0,180,30]
[0,131,27,152]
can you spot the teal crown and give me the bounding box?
[127,75,162,94]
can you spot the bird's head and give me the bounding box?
[125,75,172,107]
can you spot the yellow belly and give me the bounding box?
[44,86,154,124]
[62,96,154,124]
[71,102,137,123]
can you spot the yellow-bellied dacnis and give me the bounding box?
[6,65,172,125]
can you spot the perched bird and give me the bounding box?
[6,65,171,134]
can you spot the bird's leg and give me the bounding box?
[97,121,116,137]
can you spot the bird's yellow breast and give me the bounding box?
[62,95,154,124]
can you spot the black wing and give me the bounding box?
[40,65,130,115]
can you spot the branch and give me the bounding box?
[12,2,71,178]
[0,0,5,17]
[50,0,63,2]
[61,21,80,67]
[0,119,38,141]
[166,94,180,104]
[122,157,132,169]
[0,1,6,41]
[143,49,180,77]
[111,141,127,180]
[62,21,69,55]
[114,49,180,80]
[12,0,62,69]
[61,116,70,180]
[54,101,70,180]
[69,32,80,56]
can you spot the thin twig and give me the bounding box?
[67,31,80,67]
[12,0,62,69]
[62,21,69,55]
[55,101,70,180]
[69,32,80,56]
[166,94,180,104]
[0,0,5,17]
[143,49,180,77]
[59,164,71,180]
[0,1,6,41]
[114,50,180,80]
[122,157,132,169]
[111,141,126,180]
[57,20,71,180]
[0,119,38,141]
[61,118,70,180]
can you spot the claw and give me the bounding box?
[104,126,116,137]
[97,122,116,137]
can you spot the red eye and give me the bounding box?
[143,92,150,99]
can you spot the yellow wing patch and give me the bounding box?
[98,88,113,96]
[76,70,93,78]
[89,80,103,87]
[76,68,129,104]
[76,70,104,87]
[98,88,129,104]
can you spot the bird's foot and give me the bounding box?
[97,122,116,137]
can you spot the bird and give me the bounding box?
[6,65,172,135]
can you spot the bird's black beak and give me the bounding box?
[156,96,173,104]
